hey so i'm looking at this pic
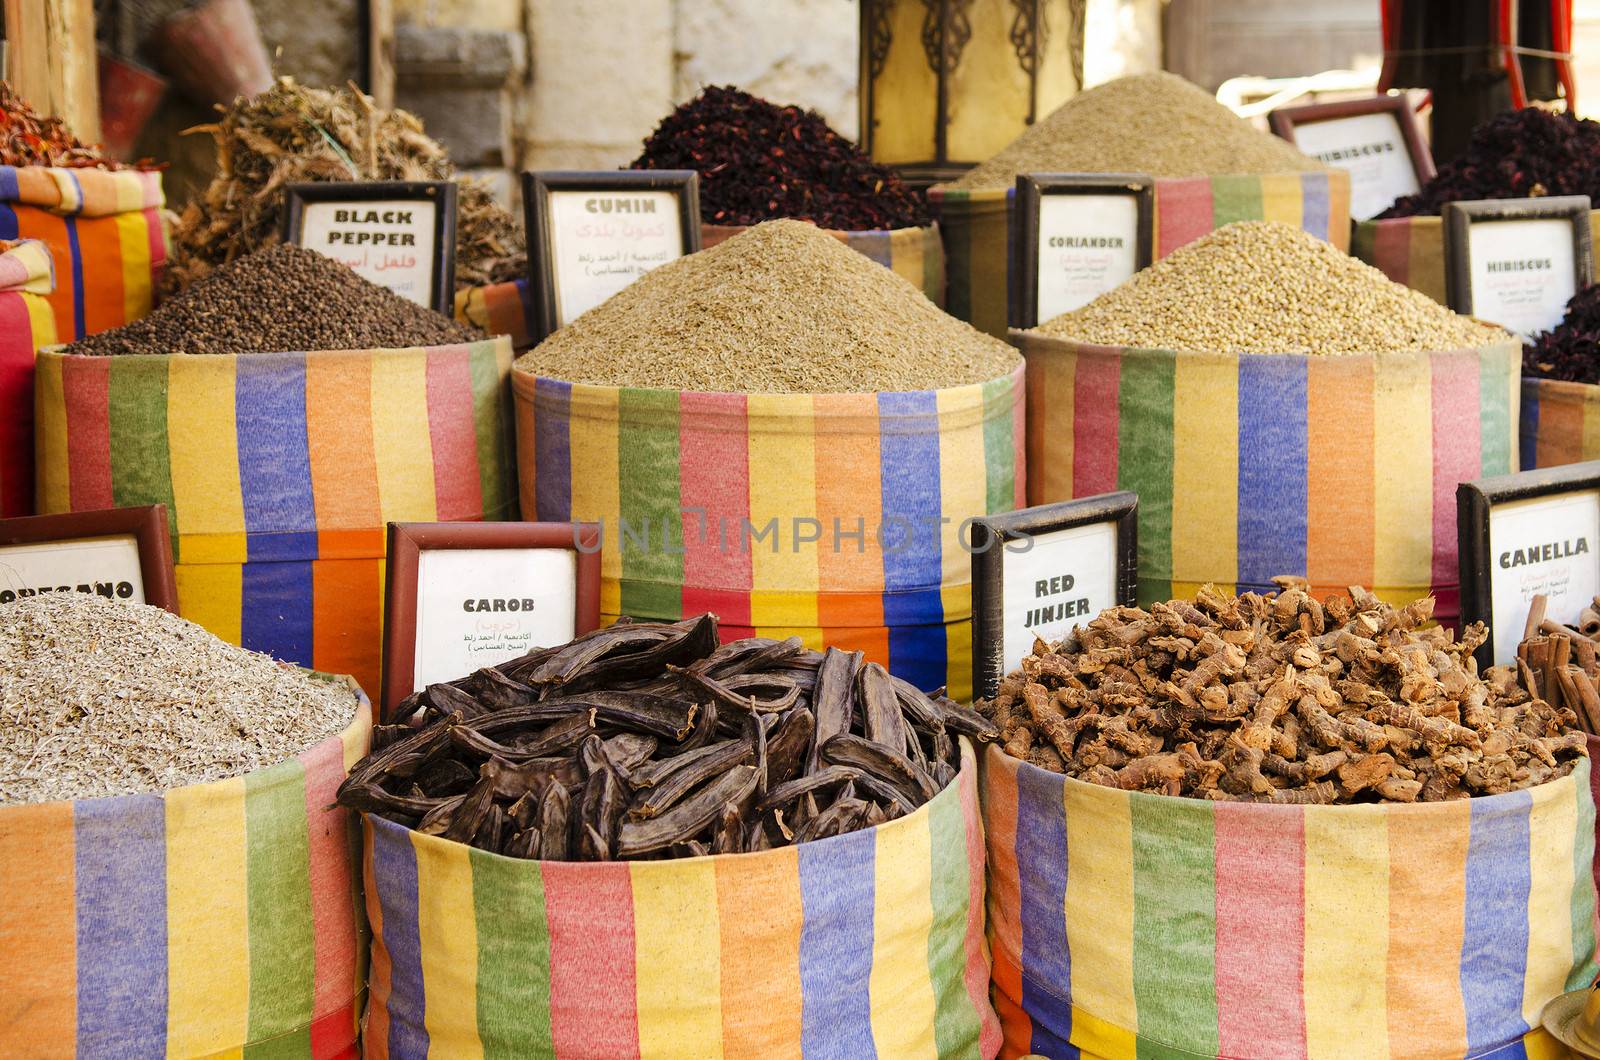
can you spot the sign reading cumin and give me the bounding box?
[1459,461,1600,667]
[0,505,176,612]
[381,521,601,720]
[1443,195,1594,340]
[282,180,457,313]
[1011,173,1152,328]
[969,492,1138,699]
[523,169,701,341]
[1268,95,1434,222]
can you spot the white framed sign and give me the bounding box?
[1012,174,1153,329]
[283,181,457,314]
[1444,195,1593,341]
[1268,96,1435,222]
[970,492,1138,700]
[0,505,176,611]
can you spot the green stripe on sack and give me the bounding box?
[926,783,982,1057]
[618,388,683,619]
[1210,175,1264,228]
[472,849,554,1056]
[1350,221,1377,268]
[981,374,1016,514]
[470,340,512,517]
[1130,793,1218,1054]
[108,357,177,555]
[1118,350,1175,604]
[243,759,316,1057]
[1569,760,1599,989]
[1478,344,1514,476]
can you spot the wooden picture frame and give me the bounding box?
[1458,461,1600,670]
[1011,173,1154,330]
[381,521,601,721]
[0,504,177,612]
[1268,94,1435,220]
[1443,194,1593,336]
[969,492,1139,701]
[522,169,702,342]
[281,180,458,314]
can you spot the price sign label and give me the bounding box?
[284,181,457,314]
[1269,97,1434,222]
[0,505,176,613]
[1445,196,1593,340]
[1013,175,1152,329]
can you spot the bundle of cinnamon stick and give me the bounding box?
[1515,594,1600,736]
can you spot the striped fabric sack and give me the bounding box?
[0,238,55,516]
[0,165,166,344]
[702,221,947,307]
[34,338,518,697]
[982,745,1600,1060]
[1354,211,1600,305]
[513,364,1026,700]
[455,279,534,350]
[930,171,1352,338]
[1015,331,1521,624]
[361,739,999,1059]
[1519,376,1600,471]
[0,682,372,1059]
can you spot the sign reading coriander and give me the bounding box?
[1459,462,1600,668]
[381,521,601,721]
[1268,95,1434,222]
[0,505,176,612]
[970,492,1138,699]
[282,181,457,314]
[1012,174,1153,329]
[523,170,701,341]
[1444,195,1593,340]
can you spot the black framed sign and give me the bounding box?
[1443,194,1593,340]
[381,520,602,721]
[970,492,1138,700]
[1268,95,1435,222]
[1011,173,1153,329]
[282,180,458,314]
[522,169,702,342]
[1458,461,1600,669]
[0,504,177,612]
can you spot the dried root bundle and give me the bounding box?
[1510,592,1600,735]
[337,614,998,860]
[978,581,1584,803]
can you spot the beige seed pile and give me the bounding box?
[0,594,358,805]
[1032,221,1509,355]
[951,72,1323,190]
[515,219,1020,393]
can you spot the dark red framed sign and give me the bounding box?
[282,180,458,314]
[381,521,601,720]
[0,504,177,612]
[1268,94,1435,221]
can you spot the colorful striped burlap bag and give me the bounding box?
[455,279,534,350]
[1015,331,1521,625]
[514,364,1026,701]
[702,221,947,307]
[0,681,372,1059]
[361,739,999,1059]
[1355,211,1600,305]
[34,338,518,697]
[982,745,1600,1060]
[0,238,55,516]
[0,164,166,344]
[930,171,1352,338]
[1518,376,1600,471]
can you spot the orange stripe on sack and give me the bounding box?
[1306,356,1374,594]
[1386,799,1471,1056]
[0,801,77,1051]
[75,216,124,335]
[306,352,381,534]
[1538,385,1587,469]
[814,392,886,629]
[715,846,804,1053]
[313,557,384,708]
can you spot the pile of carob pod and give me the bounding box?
[338,614,997,859]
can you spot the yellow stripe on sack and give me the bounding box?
[167,356,246,538]
[34,353,68,512]
[1031,341,1076,503]
[1582,389,1600,462]
[937,384,986,593]
[890,228,924,292]
[1065,782,1137,1034]
[1524,778,1577,1029]
[370,349,437,523]
[942,601,971,703]
[1304,806,1389,1055]
[1525,1027,1572,1060]
[748,394,818,628]
[869,813,938,1058]
[413,835,483,1060]
[569,385,622,613]
[1371,354,1432,595]
[1258,173,1304,229]
[1170,352,1238,589]
[752,624,828,652]
[632,860,724,1059]
[114,209,153,324]
[175,563,243,645]
[165,776,249,1057]
[24,290,56,346]
[1071,1005,1139,1060]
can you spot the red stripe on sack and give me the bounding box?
[61,354,114,510]
[678,391,753,626]
[0,293,35,516]
[960,757,1003,1057]
[1536,384,1586,473]
[1072,350,1121,497]
[990,951,1036,1060]
[300,730,361,1043]
[1154,178,1215,257]
[542,861,641,1058]
[425,345,484,520]
[1370,219,1414,289]
[981,752,1031,1056]
[142,207,166,269]
[361,824,392,1057]
[1432,352,1480,623]
[307,999,360,1059]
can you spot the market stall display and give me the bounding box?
[1017,220,1517,619]
[349,614,1000,1057]
[0,238,53,517]
[514,219,1024,699]
[1522,284,1600,468]
[35,245,516,698]
[980,585,1597,1059]
[929,72,1350,336]
[0,593,370,1057]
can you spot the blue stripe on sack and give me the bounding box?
[1461,789,1534,1053]
[0,166,19,201]
[1468,1036,1531,1060]
[798,825,877,1056]
[241,561,314,669]
[1016,762,1074,1057]
[371,819,430,1059]
[1519,385,1540,472]
[64,215,84,338]
[886,621,948,694]
[0,202,16,240]
[1302,171,1330,238]
[237,354,318,558]
[850,230,893,267]
[878,390,943,621]
[516,278,537,347]
[74,794,168,1057]
[1237,355,1308,588]
[534,377,572,521]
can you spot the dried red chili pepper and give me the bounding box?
[0,81,162,171]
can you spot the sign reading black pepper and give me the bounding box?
[282,181,458,314]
